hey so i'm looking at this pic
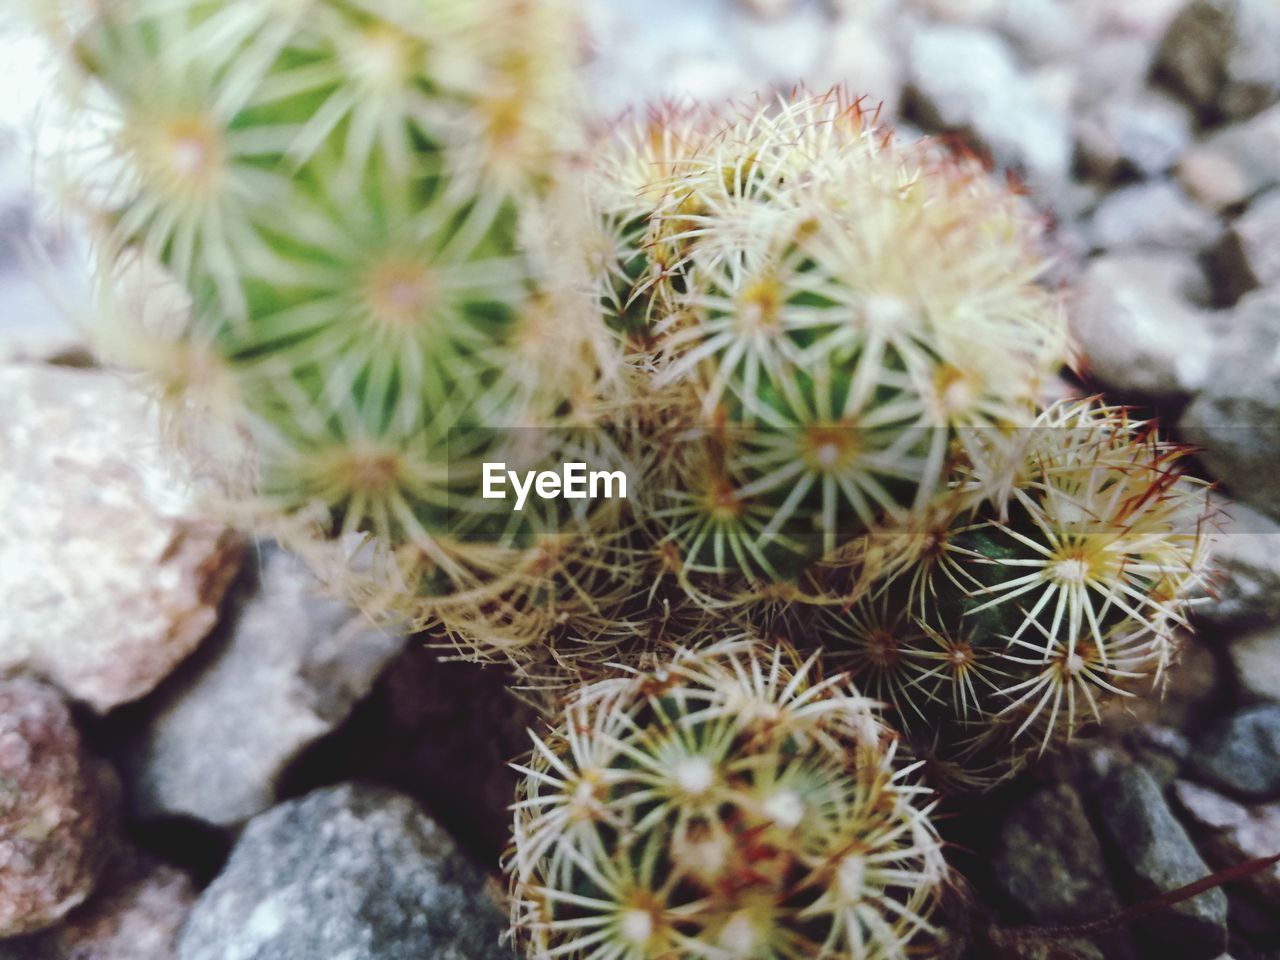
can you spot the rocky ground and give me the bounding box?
[0,0,1278,958]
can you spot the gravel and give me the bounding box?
[176,784,507,960]
[1094,765,1229,960]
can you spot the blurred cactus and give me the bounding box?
[34,0,637,652]
[508,638,947,960]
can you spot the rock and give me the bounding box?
[1070,252,1216,398]
[1076,38,1161,110]
[0,127,87,366]
[1179,103,1280,210]
[738,0,795,16]
[991,783,1134,959]
[176,784,506,960]
[906,24,1072,185]
[0,365,243,713]
[661,54,755,104]
[1088,180,1221,253]
[1153,0,1240,111]
[1,857,195,960]
[1189,704,1280,800]
[1094,0,1189,43]
[1129,726,1194,787]
[1094,765,1229,959]
[579,0,751,109]
[281,644,534,864]
[909,0,1005,25]
[1191,497,1280,628]
[1181,290,1280,519]
[1229,626,1280,702]
[1174,779,1280,905]
[1076,92,1194,182]
[733,2,828,86]
[124,545,406,827]
[1154,0,1280,121]
[1202,187,1280,304]
[0,678,116,938]
[993,0,1087,65]
[814,15,904,118]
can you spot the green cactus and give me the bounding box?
[31,3,1220,921]
[508,638,947,960]
[818,399,1212,787]
[26,3,1233,955]
[42,0,632,629]
[591,91,1069,589]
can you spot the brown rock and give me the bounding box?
[0,678,117,938]
[1,855,195,960]
[1173,779,1280,905]
[1203,187,1280,305]
[1154,0,1280,121]
[0,365,242,713]
[1178,102,1280,211]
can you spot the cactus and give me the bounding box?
[26,3,1230,955]
[507,638,947,960]
[818,399,1212,787]
[37,0,639,647]
[593,90,1069,587]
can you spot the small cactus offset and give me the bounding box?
[508,638,947,960]
[818,399,1212,788]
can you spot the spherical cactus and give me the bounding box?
[818,399,1212,786]
[508,637,947,959]
[592,90,1069,588]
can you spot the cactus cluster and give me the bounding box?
[31,2,1215,957]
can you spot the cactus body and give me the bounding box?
[508,638,946,960]
[593,92,1068,587]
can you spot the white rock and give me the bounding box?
[1089,180,1221,252]
[1229,626,1280,702]
[906,24,1072,183]
[909,0,1006,26]
[1076,92,1193,182]
[995,0,1087,65]
[124,545,406,827]
[813,15,904,116]
[1204,188,1280,303]
[1191,496,1280,628]
[733,3,829,86]
[738,0,797,18]
[0,365,242,713]
[1070,252,1215,397]
[1173,779,1280,904]
[1179,102,1280,211]
[1181,291,1280,518]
